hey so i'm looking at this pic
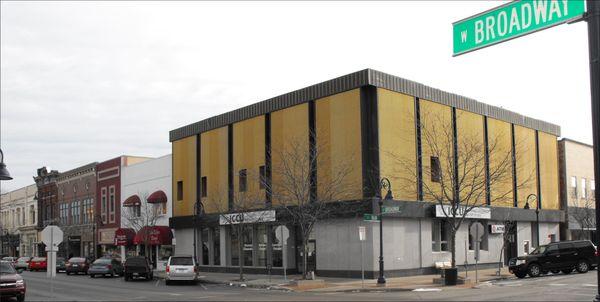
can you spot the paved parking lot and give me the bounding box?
[18,270,600,301]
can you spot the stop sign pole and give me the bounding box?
[41,225,63,278]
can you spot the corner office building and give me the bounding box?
[169,69,563,278]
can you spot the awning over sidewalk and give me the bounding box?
[147,190,167,204]
[133,226,173,245]
[114,228,136,246]
[123,195,141,207]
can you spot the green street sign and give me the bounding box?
[453,0,586,56]
[363,213,380,222]
[382,206,400,214]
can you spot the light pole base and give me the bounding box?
[376,277,386,286]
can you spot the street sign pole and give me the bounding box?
[587,0,600,300]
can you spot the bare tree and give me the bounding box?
[122,192,161,259]
[266,132,359,279]
[569,188,595,240]
[389,110,532,268]
[206,187,268,281]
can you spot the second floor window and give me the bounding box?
[239,169,247,192]
[201,177,207,198]
[177,181,183,201]
[431,156,441,183]
[29,205,35,225]
[582,178,587,199]
[109,186,115,223]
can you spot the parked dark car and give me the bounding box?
[123,256,153,281]
[0,261,26,302]
[66,257,90,275]
[56,257,66,272]
[509,240,598,278]
[89,257,123,278]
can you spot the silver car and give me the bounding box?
[165,256,197,285]
[14,257,31,271]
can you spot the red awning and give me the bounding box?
[123,195,141,207]
[147,190,167,204]
[133,226,173,245]
[114,228,136,246]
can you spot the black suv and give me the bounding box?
[509,240,598,278]
[123,256,153,281]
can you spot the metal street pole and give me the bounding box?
[377,199,385,285]
[587,0,600,301]
[535,208,540,247]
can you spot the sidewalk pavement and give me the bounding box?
[156,267,514,292]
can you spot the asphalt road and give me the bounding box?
[14,270,600,301]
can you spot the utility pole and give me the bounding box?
[588,0,600,300]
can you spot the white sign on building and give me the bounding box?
[435,205,491,219]
[219,210,276,225]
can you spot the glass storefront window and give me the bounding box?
[243,227,253,266]
[159,245,173,261]
[257,225,267,267]
[202,228,209,265]
[213,228,220,265]
[231,228,240,266]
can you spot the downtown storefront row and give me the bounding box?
[170,202,562,277]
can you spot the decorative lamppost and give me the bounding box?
[0,149,12,181]
[377,177,394,285]
[523,193,539,247]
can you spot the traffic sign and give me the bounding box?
[41,225,63,251]
[382,206,400,214]
[363,213,380,222]
[453,0,586,56]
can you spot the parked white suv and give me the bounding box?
[165,256,198,285]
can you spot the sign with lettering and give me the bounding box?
[490,224,506,234]
[453,0,586,56]
[219,210,276,225]
[435,205,491,219]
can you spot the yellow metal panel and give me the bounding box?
[487,118,514,207]
[233,116,265,208]
[172,136,197,217]
[419,99,453,202]
[201,126,229,213]
[538,132,559,210]
[514,125,538,208]
[271,104,309,206]
[316,89,362,200]
[377,88,416,201]
[456,110,486,206]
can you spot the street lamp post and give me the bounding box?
[523,194,539,247]
[377,178,394,286]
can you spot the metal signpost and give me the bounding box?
[275,225,289,282]
[454,0,599,298]
[41,225,63,278]
[470,222,485,283]
[358,226,366,288]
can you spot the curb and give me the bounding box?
[197,278,293,291]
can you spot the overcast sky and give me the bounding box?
[0,1,592,191]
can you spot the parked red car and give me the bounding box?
[28,257,47,271]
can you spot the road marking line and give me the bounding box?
[583,284,598,287]
[169,293,183,296]
[413,288,442,292]
[548,283,568,286]
[200,284,207,290]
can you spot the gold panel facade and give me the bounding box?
[419,99,453,202]
[487,118,514,207]
[316,89,362,201]
[514,125,538,208]
[172,135,197,216]
[201,126,229,213]
[271,104,309,206]
[456,110,486,206]
[377,88,416,201]
[233,116,265,208]
[539,132,559,210]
